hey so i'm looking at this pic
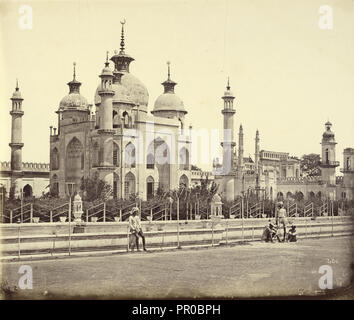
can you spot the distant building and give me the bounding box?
[213,79,353,202]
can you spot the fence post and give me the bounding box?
[331,200,334,237]
[119,208,122,222]
[241,197,244,240]
[165,204,167,221]
[150,208,153,221]
[226,220,229,246]
[211,219,214,247]
[103,202,106,222]
[30,204,33,223]
[10,210,13,224]
[186,203,188,221]
[86,209,89,223]
[50,210,53,223]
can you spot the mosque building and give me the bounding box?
[49,22,191,200]
[1,21,353,203]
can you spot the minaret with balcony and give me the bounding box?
[320,121,339,186]
[9,80,24,197]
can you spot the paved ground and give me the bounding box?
[1,236,353,299]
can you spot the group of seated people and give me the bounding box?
[262,220,297,243]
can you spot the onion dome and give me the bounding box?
[223,78,234,97]
[59,63,88,111]
[11,80,23,100]
[323,121,335,139]
[152,62,187,114]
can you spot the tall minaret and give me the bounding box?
[221,78,236,175]
[319,121,339,188]
[98,53,115,166]
[255,129,260,173]
[9,80,24,197]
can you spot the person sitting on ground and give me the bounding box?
[128,209,138,252]
[287,225,297,242]
[262,220,281,243]
[132,207,147,252]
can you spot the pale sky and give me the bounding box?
[1,0,353,171]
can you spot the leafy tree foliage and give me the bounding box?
[300,153,321,177]
[80,172,112,202]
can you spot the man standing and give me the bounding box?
[131,207,147,252]
[277,202,287,242]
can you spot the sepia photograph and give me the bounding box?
[0,0,353,303]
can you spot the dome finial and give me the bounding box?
[105,51,109,67]
[16,78,19,91]
[73,62,76,81]
[167,61,171,80]
[120,18,126,53]
[227,77,230,90]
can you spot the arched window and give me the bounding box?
[325,149,329,164]
[124,142,136,168]
[113,143,120,166]
[123,111,129,128]
[51,148,59,170]
[346,157,350,170]
[124,172,136,200]
[66,137,84,182]
[23,184,33,198]
[113,111,119,128]
[146,176,154,200]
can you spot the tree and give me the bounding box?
[300,153,321,177]
[80,172,112,202]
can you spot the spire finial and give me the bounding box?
[73,62,76,81]
[105,51,109,67]
[167,61,171,80]
[16,78,19,91]
[227,77,230,90]
[120,18,126,53]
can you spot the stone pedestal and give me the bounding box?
[73,194,83,222]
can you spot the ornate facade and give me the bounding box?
[49,23,191,200]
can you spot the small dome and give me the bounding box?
[12,90,22,99]
[101,66,113,77]
[74,194,82,201]
[223,89,234,97]
[95,72,149,106]
[59,93,88,110]
[153,93,187,113]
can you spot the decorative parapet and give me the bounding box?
[0,161,50,172]
[277,176,322,185]
[191,170,214,180]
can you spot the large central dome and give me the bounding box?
[94,72,148,106]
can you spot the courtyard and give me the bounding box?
[1,235,353,299]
